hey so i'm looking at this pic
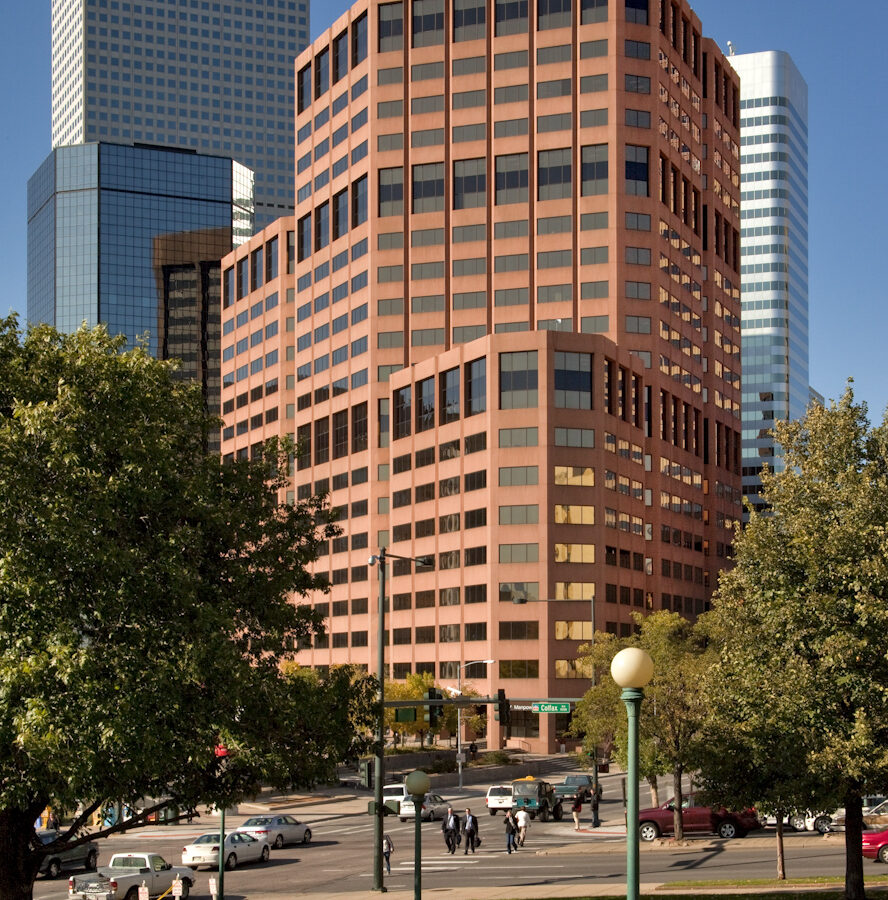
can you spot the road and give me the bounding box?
[33,782,855,899]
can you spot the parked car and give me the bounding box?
[237,814,311,848]
[486,785,513,815]
[638,793,761,841]
[830,796,888,831]
[182,831,270,871]
[553,775,603,804]
[37,830,99,879]
[862,827,888,862]
[398,793,450,822]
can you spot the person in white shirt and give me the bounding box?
[516,807,530,846]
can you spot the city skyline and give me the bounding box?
[2,0,887,416]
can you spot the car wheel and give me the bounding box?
[225,852,237,870]
[553,804,564,822]
[302,829,312,844]
[400,817,407,823]
[639,822,660,842]
[540,806,549,822]
[188,865,198,871]
[788,814,807,832]
[85,849,98,871]
[179,881,191,899]
[46,859,62,879]
[717,820,739,839]
[261,845,270,862]
[814,816,832,834]
[125,889,140,900]
[274,834,284,849]
[878,846,888,864]
[428,810,435,822]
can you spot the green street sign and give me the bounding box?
[532,702,571,714]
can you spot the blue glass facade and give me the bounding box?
[27,142,254,442]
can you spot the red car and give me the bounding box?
[861,828,888,862]
[638,793,761,841]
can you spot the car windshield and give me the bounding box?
[868,800,888,816]
[193,834,219,844]
[38,833,56,845]
[242,817,271,826]
[513,783,538,798]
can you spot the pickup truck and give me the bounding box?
[68,852,195,899]
[553,774,602,803]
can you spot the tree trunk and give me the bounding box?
[775,813,786,880]
[0,805,45,900]
[844,793,865,900]
[648,774,659,807]
[673,766,684,841]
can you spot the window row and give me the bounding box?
[297,11,367,113]
[223,236,279,308]
[295,403,369,468]
[389,470,488,506]
[296,175,368,261]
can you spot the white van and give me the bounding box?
[486,784,513,815]
[382,783,410,814]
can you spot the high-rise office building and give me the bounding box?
[50,0,309,228]
[28,142,254,445]
[728,50,809,513]
[220,0,743,753]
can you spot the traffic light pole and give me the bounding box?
[372,549,387,893]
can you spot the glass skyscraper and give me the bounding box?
[28,142,254,443]
[50,0,309,227]
[729,51,809,513]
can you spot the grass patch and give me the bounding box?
[663,876,888,889]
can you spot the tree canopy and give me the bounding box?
[0,320,376,898]
[704,387,888,898]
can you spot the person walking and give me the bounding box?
[571,795,583,830]
[504,809,518,854]
[382,833,394,874]
[462,808,479,854]
[442,807,460,854]
[516,807,530,847]
[591,785,600,828]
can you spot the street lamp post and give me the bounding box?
[405,770,430,900]
[369,549,433,893]
[456,659,494,790]
[610,647,654,900]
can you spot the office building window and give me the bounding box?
[500,351,538,409]
[412,163,445,212]
[465,358,486,416]
[314,47,329,99]
[581,0,607,23]
[314,201,329,252]
[297,214,311,262]
[333,30,349,83]
[416,377,435,432]
[582,144,608,195]
[626,145,649,196]
[538,0,571,30]
[625,73,651,93]
[413,0,444,46]
[379,168,404,217]
[454,0,486,41]
[495,153,529,205]
[332,189,349,241]
[495,0,528,35]
[379,2,404,52]
[440,367,460,424]
[315,417,330,464]
[538,148,572,200]
[625,0,648,24]
[352,174,368,226]
[393,386,411,440]
[554,351,593,409]
[352,11,368,64]
[352,402,368,452]
[454,158,487,209]
[499,581,539,603]
[297,64,311,113]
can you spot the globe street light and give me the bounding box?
[456,659,494,790]
[610,647,654,900]
[405,769,431,900]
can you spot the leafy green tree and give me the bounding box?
[572,612,713,838]
[0,321,376,899]
[703,387,888,900]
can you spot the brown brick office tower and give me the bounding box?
[220,0,742,753]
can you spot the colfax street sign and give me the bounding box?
[532,701,571,714]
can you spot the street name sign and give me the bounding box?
[532,701,571,714]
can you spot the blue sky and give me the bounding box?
[1,0,885,414]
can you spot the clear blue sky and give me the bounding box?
[1,0,885,414]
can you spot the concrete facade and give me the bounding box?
[220,0,742,753]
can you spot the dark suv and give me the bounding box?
[638,793,761,841]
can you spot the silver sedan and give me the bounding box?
[398,794,450,822]
[236,814,312,848]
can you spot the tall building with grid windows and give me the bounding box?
[220,0,742,753]
[728,50,809,514]
[50,0,308,228]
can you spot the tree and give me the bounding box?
[0,320,376,899]
[705,387,888,900]
[572,613,714,835]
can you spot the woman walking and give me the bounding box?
[504,810,519,854]
[382,833,394,874]
[571,795,583,831]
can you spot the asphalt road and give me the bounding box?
[33,786,855,900]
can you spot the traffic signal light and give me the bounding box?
[497,688,511,726]
[423,689,443,729]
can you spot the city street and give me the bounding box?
[33,773,855,899]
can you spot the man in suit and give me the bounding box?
[442,807,460,854]
[462,807,480,854]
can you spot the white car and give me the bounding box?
[398,793,450,822]
[486,785,513,815]
[237,814,312,848]
[182,831,270,870]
